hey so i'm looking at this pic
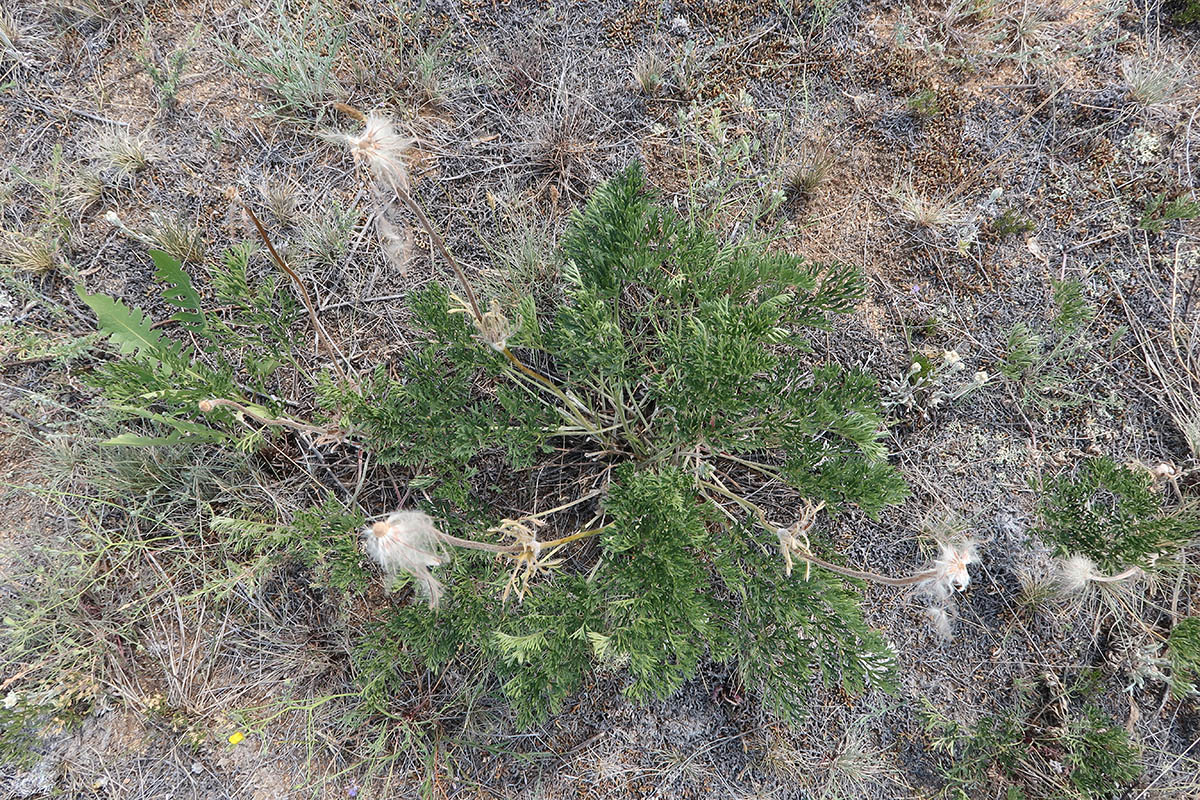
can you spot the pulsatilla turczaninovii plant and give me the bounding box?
[76,153,972,726]
[331,164,926,723]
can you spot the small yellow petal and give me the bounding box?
[228,731,245,745]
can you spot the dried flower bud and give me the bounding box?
[198,399,215,413]
[104,210,151,245]
[774,499,825,577]
[492,516,556,603]
[972,370,990,385]
[364,511,448,608]
[476,299,514,352]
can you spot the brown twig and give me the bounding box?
[238,200,352,384]
[391,184,483,323]
[0,404,51,437]
[331,101,366,122]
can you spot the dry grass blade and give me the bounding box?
[1116,243,1200,461]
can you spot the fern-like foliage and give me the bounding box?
[290,497,369,591]
[327,286,554,506]
[1035,457,1200,572]
[80,168,910,728]
[924,677,1141,800]
[343,165,908,725]
[1167,617,1200,698]
[1138,192,1200,234]
[1051,278,1094,332]
[599,466,718,700]
[713,520,897,719]
[1000,278,1095,410]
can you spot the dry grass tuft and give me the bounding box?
[148,214,205,263]
[300,201,356,269]
[65,167,107,214]
[1119,249,1200,461]
[891,181,963,229]
[1,230,63,273]
[1121,58,1191,109]
[92,126,158,179]
[632,51,667,95]
[0,6,32,64]
[527,82,599,196]
[786,144,835,201]
[257,176,300,228]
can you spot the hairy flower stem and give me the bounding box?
[697,479,940,588]
[386,173,605,438]
[379,490,609,556]
[334,103,483,325]
[392,183,483,323]
[1089,566,1142,583]
[239,201,351,384]
[697,478,766,517]
[779,548,935,587]
[199,398,349,441]
[435,526,607,555]
[499,346,605,438]
[713,451,787,482]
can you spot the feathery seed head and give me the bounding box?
[340,115,411,191]
[924,605,953,641]
[913,540,977,640]
[921,541,978,600]
[364,511,448,608]
[1057,554,1099,594]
